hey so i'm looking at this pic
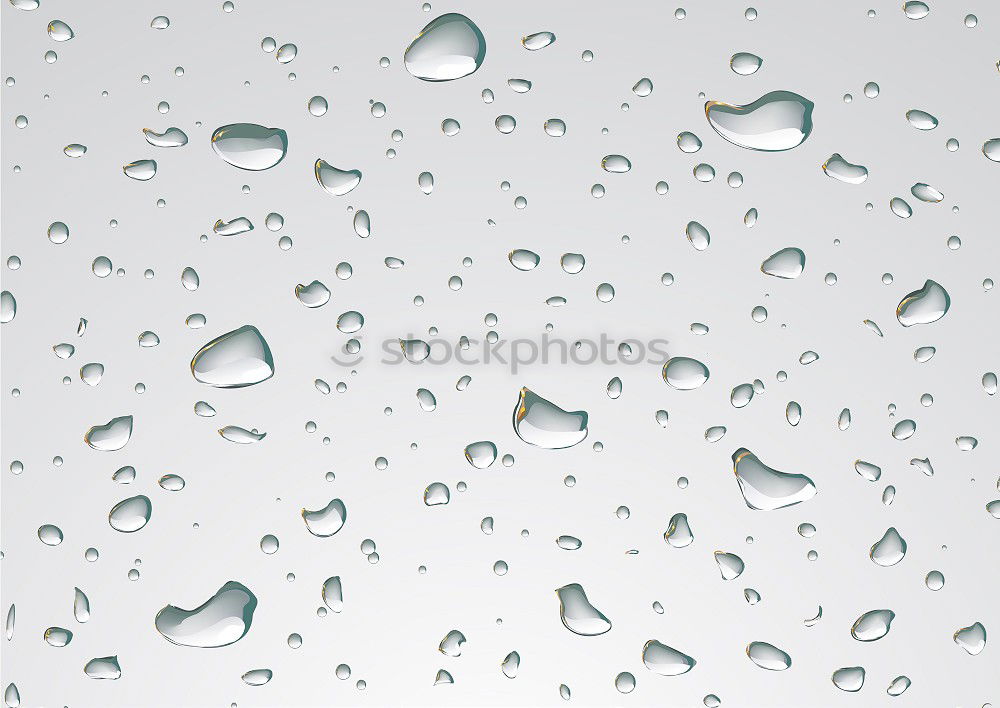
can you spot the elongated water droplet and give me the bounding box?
[242,669,272,686]
[513,387,588,449]
[322,576,343,612]
[887,675,911,696]
[911,182,943,202]
[642,640,696,675]
[556,535,582,550]
[890,197,912,218]
[854,460,881,482]
[123,160,156,181]
[685,221,710,251]
[786,401,801,426]
[404,14,486,81]
[509,249,540,271]
[154,581,257,647]
[211,124,288,171]
[733,448,816,510]
[143,127,188,147]
[501,650,520,678]
[213,217,253,236]
[84,415,133,451]
[315,160,361,196]
[522,31,555,50]
[191,325,274,387]
[746,641,791,670]
[84,656,121,680]
[906,109,938,130]
[44,626,72,646]
[602,154,631,173]
[822,153,868,184]
[896,280,950,326]
[852,609,895,641]
[705,91,814,151]
[555,583,611,636]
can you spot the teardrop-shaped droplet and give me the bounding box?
[983,139,1000,162]
[632,78,653,96]
[664,513,694,548]
[887,675,911,696]
[714,551,745,580]
[662,356,709,390]
[79,362,104,386]
[108,495,151,532]
[123,160,156,180]
[732,448,816,510]
[896,280,950,326]
[555,583,611,636]
[521,31,555,50]
[434,669,454,685]
[730,52,762,75]
[294,281,330,308]
[890,197,913,218]
[213,217,254,236]
[416,388,437,411]
[154,581,257,648]
[399,338,430,362]
[642,639,696,675]
[211,124,288,171]
[832,666,865,692]
[315,159,361,196]
[705,91,814,151]
[906,109,938,130]
[43,626,72,647]
[746,641,791,670]
[73,588,90,622]
[404,14,486,81]
[143,127,188,147]
[954,622,987,655]
[242,669,272,686]
[852,609,895,641]
[512,387,588,449]
[501,650,520,679]
[854,460,881,482]
[301,498,346,537]
[191,325,274,388]
[47,19,74,41]
[786,401,802,426]
[870,527,907,566]
[731,383,754,408]
[84,415,133,451]
[822,153,868,184]
[353,210,371,238]
[685,221,710,251]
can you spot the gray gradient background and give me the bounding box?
[2,0,999,706]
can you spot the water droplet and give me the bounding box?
[555,583,611,635]
[906,109,938,130]
[852,609,895,641]
[705,91,814,151]
[887,675,911,696]
[108,495,152,532]
[143,127,188,147]
[85,415,133,451]
[544,118,567,137]
[832,666,865,692]
[322,576,343,612]
[404,14,486,81]
[896,280,950,326]
[294,280,330,308]
[84,656,121,680]
[664,513,694,547]
[154,581,257,647]
[733,448,816,510]
[301,498,346,537]
[602,154,631,173]
[513,388,588,449]
[642,640,696,675]
[123,160,157,181]
[662,356,710,390]
[911,182,944,203]
[211,124,288,170]
[522,31,555,50]
[242,669,272,686]
[746,641,791,670]
[614,672,636,694]
[954,621,987,654]
[191,325,274,387]
[315,160,361,196]
[715,551,745,579]
[822,153,868,184]
[47,19,74,41]
[730,52,762,75]
[903,1,929,19]
[632,78,653,96]
[685,221,710,251]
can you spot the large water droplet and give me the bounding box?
[852,609,895,641]
[512,388,588,449]
[832,666,865,692]
[953,622,986,655]
[732,448,817,510]
[555,583,611,636]
[642,640,696,675]
[108,495,151,533]
[154,581,257,647]
[404,14,486,81]
[315,160,361,196]
[705,91,814,151]
[896,280,950,326]
[662,356,710,390]
[822,153,868,184]
[870,527,906,566]
[84,415,133,451]
[746,641,791,670]
[211,124,288,171]
[191,325,274,388]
